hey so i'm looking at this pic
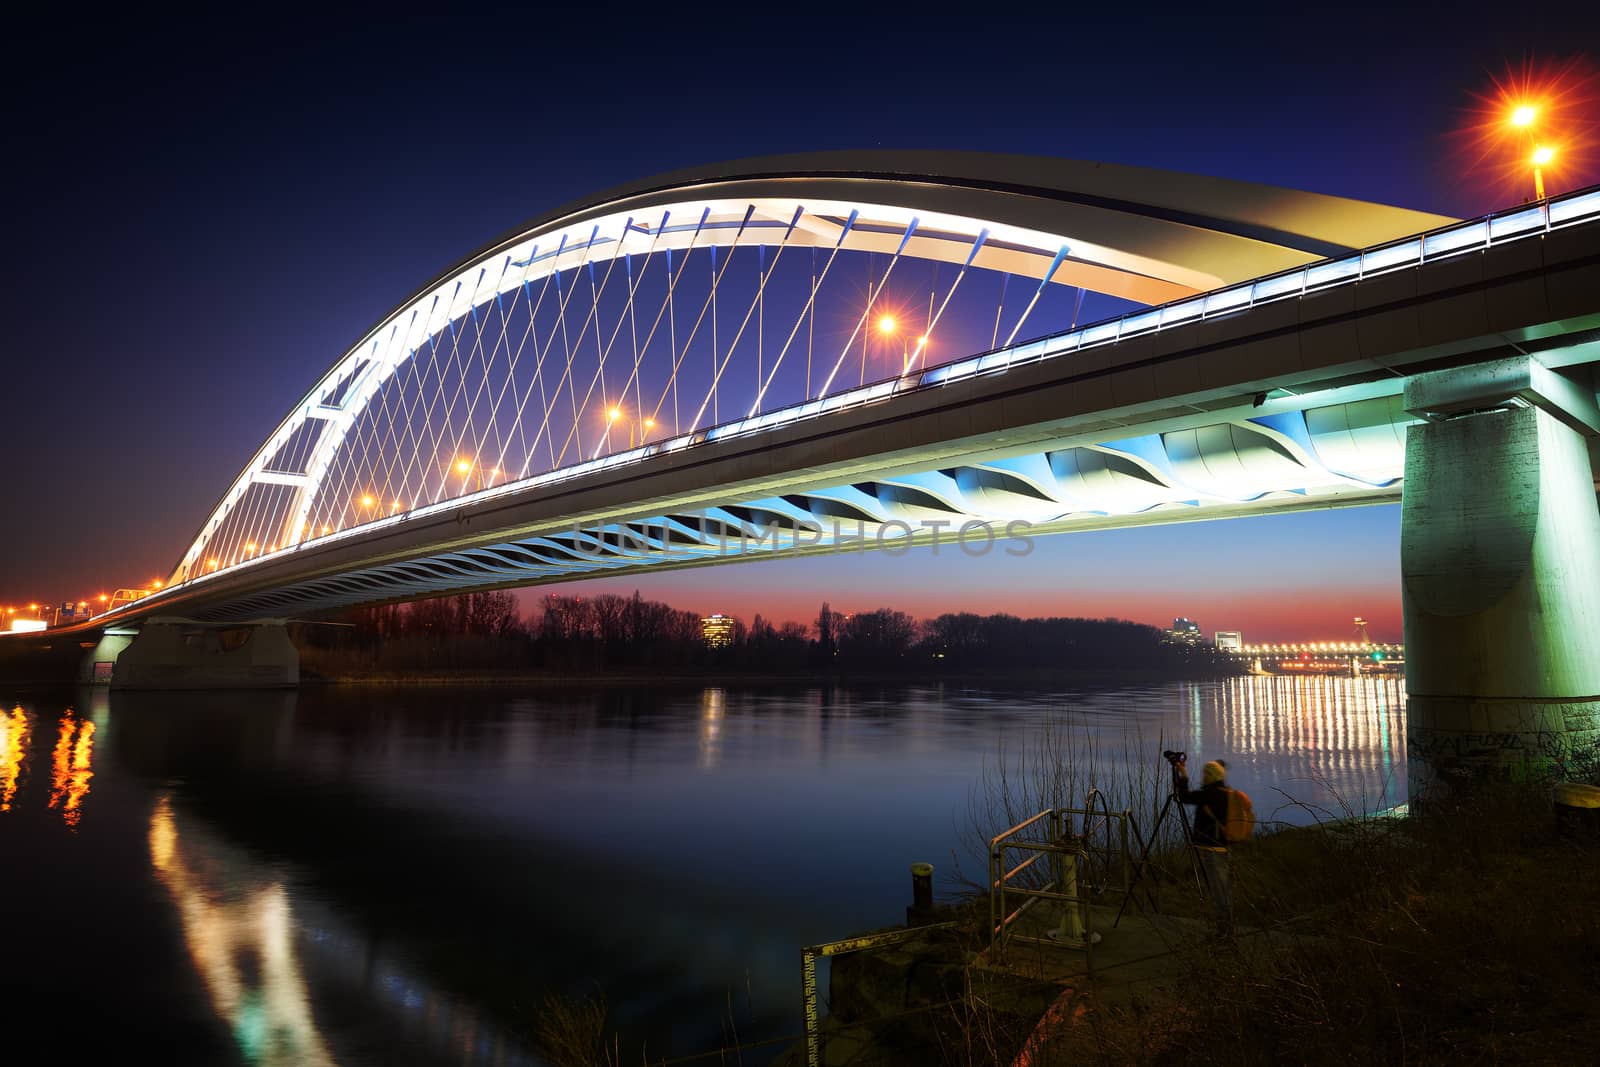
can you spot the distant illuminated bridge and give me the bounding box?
[1223,642,1406,675]
[33,151,1600,793]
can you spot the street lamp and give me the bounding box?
[602,406,655,451]
[876,315,929,372]
[1532,144,1555,200]
[453,456,500,493]
[1508,102,1552,200]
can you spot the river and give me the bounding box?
[0,675,1405,1064]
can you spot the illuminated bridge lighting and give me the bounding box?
[80,160,1600,625]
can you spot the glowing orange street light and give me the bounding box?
[1532,145,1555,199]
[877,315,932,371]
[602,405,653,449]
[98,594,108,604]
[1505,99,1552,200]
[359,494,376,509]
[206,559,219,571]
[455,456,490,492]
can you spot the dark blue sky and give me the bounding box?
[4,6,1597,639]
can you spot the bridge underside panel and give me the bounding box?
[198,401,1410,622]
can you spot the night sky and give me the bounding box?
[4,6,1598,642]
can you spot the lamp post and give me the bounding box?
[1532,145,1554,200]
[1510,104,1553,200]
[454,457,500,493]
[603,406,655,451]
[876,315,929,373]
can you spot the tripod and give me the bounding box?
[1113,759,1214,927]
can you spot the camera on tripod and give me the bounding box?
[1162,750,1187,765]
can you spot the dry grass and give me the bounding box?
[531,989,619,1067]
[958,709,1180,898]
[1078,778,1600,1065]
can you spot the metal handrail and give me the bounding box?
[988,803,1136,970]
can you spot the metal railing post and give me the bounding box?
[989,845,1000,952]
[1120,812,1130,896]
[1048,807,1063,900]
[803,947,820,1067]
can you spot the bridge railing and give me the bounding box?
[920,185,1600,389]
[110,185,1600,620]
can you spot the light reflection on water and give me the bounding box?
[0,675,1407,1063]
[47,710,95,829]
[1202,675,1407,821]
[1,705,29,811]
[149,793,338,1066]
[147,792,533,1067]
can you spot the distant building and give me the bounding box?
[1214,631,1243,651]
[701,613,735,649]
[1167,617,1202,645]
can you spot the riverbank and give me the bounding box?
[297,663,1243,688]
[776,779,1599,1065]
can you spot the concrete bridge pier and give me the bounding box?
[1401,357,1600,800]
[80,618,298,690]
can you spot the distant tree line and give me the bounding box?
[293,591,1233,678]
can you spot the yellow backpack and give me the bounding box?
[1219,788,1255,843]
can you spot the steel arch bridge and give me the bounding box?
[124,151,1493,621]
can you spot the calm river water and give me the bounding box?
[0,676,1405,1064]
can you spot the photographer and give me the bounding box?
[1167,753,1237,936]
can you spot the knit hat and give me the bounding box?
[1202,761,1226,786]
